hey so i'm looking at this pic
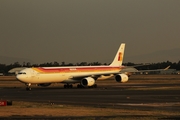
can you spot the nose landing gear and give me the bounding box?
[26,83,31,91]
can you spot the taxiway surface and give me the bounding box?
[0,75,180,110]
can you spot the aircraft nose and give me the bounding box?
[16,75,23,81]
[16,75,20,80]
[16,74,29,83]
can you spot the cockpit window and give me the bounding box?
[18,72,26,74]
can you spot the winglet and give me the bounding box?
[110,43,125,66]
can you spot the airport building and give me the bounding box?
[0,73,4,76]
[176,71,180,74]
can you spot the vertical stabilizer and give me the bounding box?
[110,43,125,66]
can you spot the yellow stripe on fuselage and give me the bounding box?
[32,66,121,74]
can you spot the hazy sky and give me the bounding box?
[0,0,180,64]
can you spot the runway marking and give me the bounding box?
[115,102,180,107]
[114,86,147,88]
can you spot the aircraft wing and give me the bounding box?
[69,71,120,80]
[137,65,170,72]
[120,65,171,75]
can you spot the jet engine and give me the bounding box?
[115,74,128,83]
[38,83,51,87]
[81,77,95,87]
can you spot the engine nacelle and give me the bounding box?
[38,83,51,87]
[115,74,129,83]
[81,77,95,87]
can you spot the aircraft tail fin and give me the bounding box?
[164,65,170,70]
[110,43,125,66]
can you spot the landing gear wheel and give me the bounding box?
[64,84,73,88]
[25,83,32,91]
[77,84,84,88]
[26,87,31,91]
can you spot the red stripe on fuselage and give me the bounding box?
[33,66,122,73]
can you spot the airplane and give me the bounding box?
[120,65,171,76]
[16,43,128,90]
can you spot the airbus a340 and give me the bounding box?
[16,43,128,90]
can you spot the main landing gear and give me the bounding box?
[77,84,97,88]
[77,84,84,88]
[26,83,32,91]
[63,84,97,88]
[64,84,73,88]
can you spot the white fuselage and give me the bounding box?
[16,66,121,84]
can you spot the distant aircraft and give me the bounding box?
[121,65,171,76]
[16,43,128,90]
